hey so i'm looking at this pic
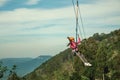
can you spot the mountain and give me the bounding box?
[0,55,51,77]
[6,29,120,80]
[1,58,32,67]
[17,55,51,76]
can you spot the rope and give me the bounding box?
[72,0,86,40]
[78,3,88,46]
[72,0,78,43]
[72,0,77,17]
[78,23,83,40]
[78,4,86,39]
[76,0,78,47]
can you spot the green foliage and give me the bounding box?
[0,61,8,72]
[0,61,8,79]
[0,62,20,80]
[7,72,20,80]
[23,29,120,80]
[7,65,21,80]
[70,71,81,80]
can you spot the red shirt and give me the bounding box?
[69,38,80,50]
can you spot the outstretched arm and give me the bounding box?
[67,43,70,46]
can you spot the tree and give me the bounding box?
[7,65,20,80]
[0,61,8,79]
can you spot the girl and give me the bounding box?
[67,35,81,54]
[67,35,92,66]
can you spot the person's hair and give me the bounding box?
[67,37,74,41]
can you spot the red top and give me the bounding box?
[69,38,80,50]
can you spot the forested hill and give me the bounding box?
[21,29,120,80]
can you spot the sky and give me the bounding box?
[0,0,120,58]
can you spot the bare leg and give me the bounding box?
[79,52,88,63]
[75,52,87,63]
[76,52,92,66]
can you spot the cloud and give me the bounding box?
[0,0,120,58]
[25,0,40,5]
[0,0,120,41]
[80,0,120,22]
[0,7,73,22]
[0,0,9,7]
[0,6,75,37]
[0,0,119,39]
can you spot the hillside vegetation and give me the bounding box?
[22,29,120,80]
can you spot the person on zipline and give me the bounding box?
[67,35,92,66]
[67,34,80,55]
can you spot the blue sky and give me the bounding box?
[0,0,120,58]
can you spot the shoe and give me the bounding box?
[84,62,92,66]
[87,63,92,66]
